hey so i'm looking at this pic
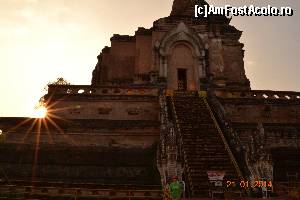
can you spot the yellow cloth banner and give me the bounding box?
[166,90,174,97]
[199,91,207,98]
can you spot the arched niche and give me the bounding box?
[157,22,205,91]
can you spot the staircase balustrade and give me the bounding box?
[201,95,243,179]
[207,91,252,178]
[157,90,182,185]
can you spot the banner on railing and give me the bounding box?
[166,90,174,97]
[207,171,226,181]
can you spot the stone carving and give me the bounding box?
[246,123,273,182]
[227,126,242,152]
[253,160,273,182]
[127,108,141,115]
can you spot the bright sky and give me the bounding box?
[0,0,299,117]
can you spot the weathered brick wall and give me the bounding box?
[0,118,161,185]
[92,12,250,90]
[0,144,160,185]
[217,94,300,150]
[135,34,153,74]
[106,37,136,81]
[222,102,300,124]
[219,99,300,124]
[2,129,159,148]
[222,44,245,82]
[231,123,300,149]
[211,90,300,182]
[45,86,160,120]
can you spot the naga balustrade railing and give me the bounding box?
[168,96,183,165]
[202,91,251,195]
[168,94,192,197]
[158,91,168,162]
[207,91,252,179]
[158,90,180,181]
[201,93,243,178]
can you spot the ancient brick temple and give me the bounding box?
[0,0,299,199]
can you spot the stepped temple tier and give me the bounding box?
[0,0,299,199]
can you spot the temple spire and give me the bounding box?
[170,0,208,16]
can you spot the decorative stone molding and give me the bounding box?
[47,85,159,97]
[126,108,150,115]
[159,22,203,58]
[70,108,81,115]
[214,89,300,101]
[98,108,113,115]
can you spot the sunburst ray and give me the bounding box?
[31,118,42,183]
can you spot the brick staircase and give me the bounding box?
[170,91,240,197]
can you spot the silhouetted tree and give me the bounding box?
[37,77,71,108]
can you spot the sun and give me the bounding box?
[32,107,47,118]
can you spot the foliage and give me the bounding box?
[43,77,71,92]
[37,77,71,108]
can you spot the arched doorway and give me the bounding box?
[168,43,195,91]
[157,22,205,91]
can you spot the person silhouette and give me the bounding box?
[168,176,183,200]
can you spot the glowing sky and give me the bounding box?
[0,0,299,117]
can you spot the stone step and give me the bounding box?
[181,130,215,133]
[187,166,235,173]
[182,143,224,148]
[183,143,224,148]
[183,149,227,155]
[186,156,232,162]
[182,137,219,140]
[185,152,229,160]
[179,126,216,131]
[181,134,220,138]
